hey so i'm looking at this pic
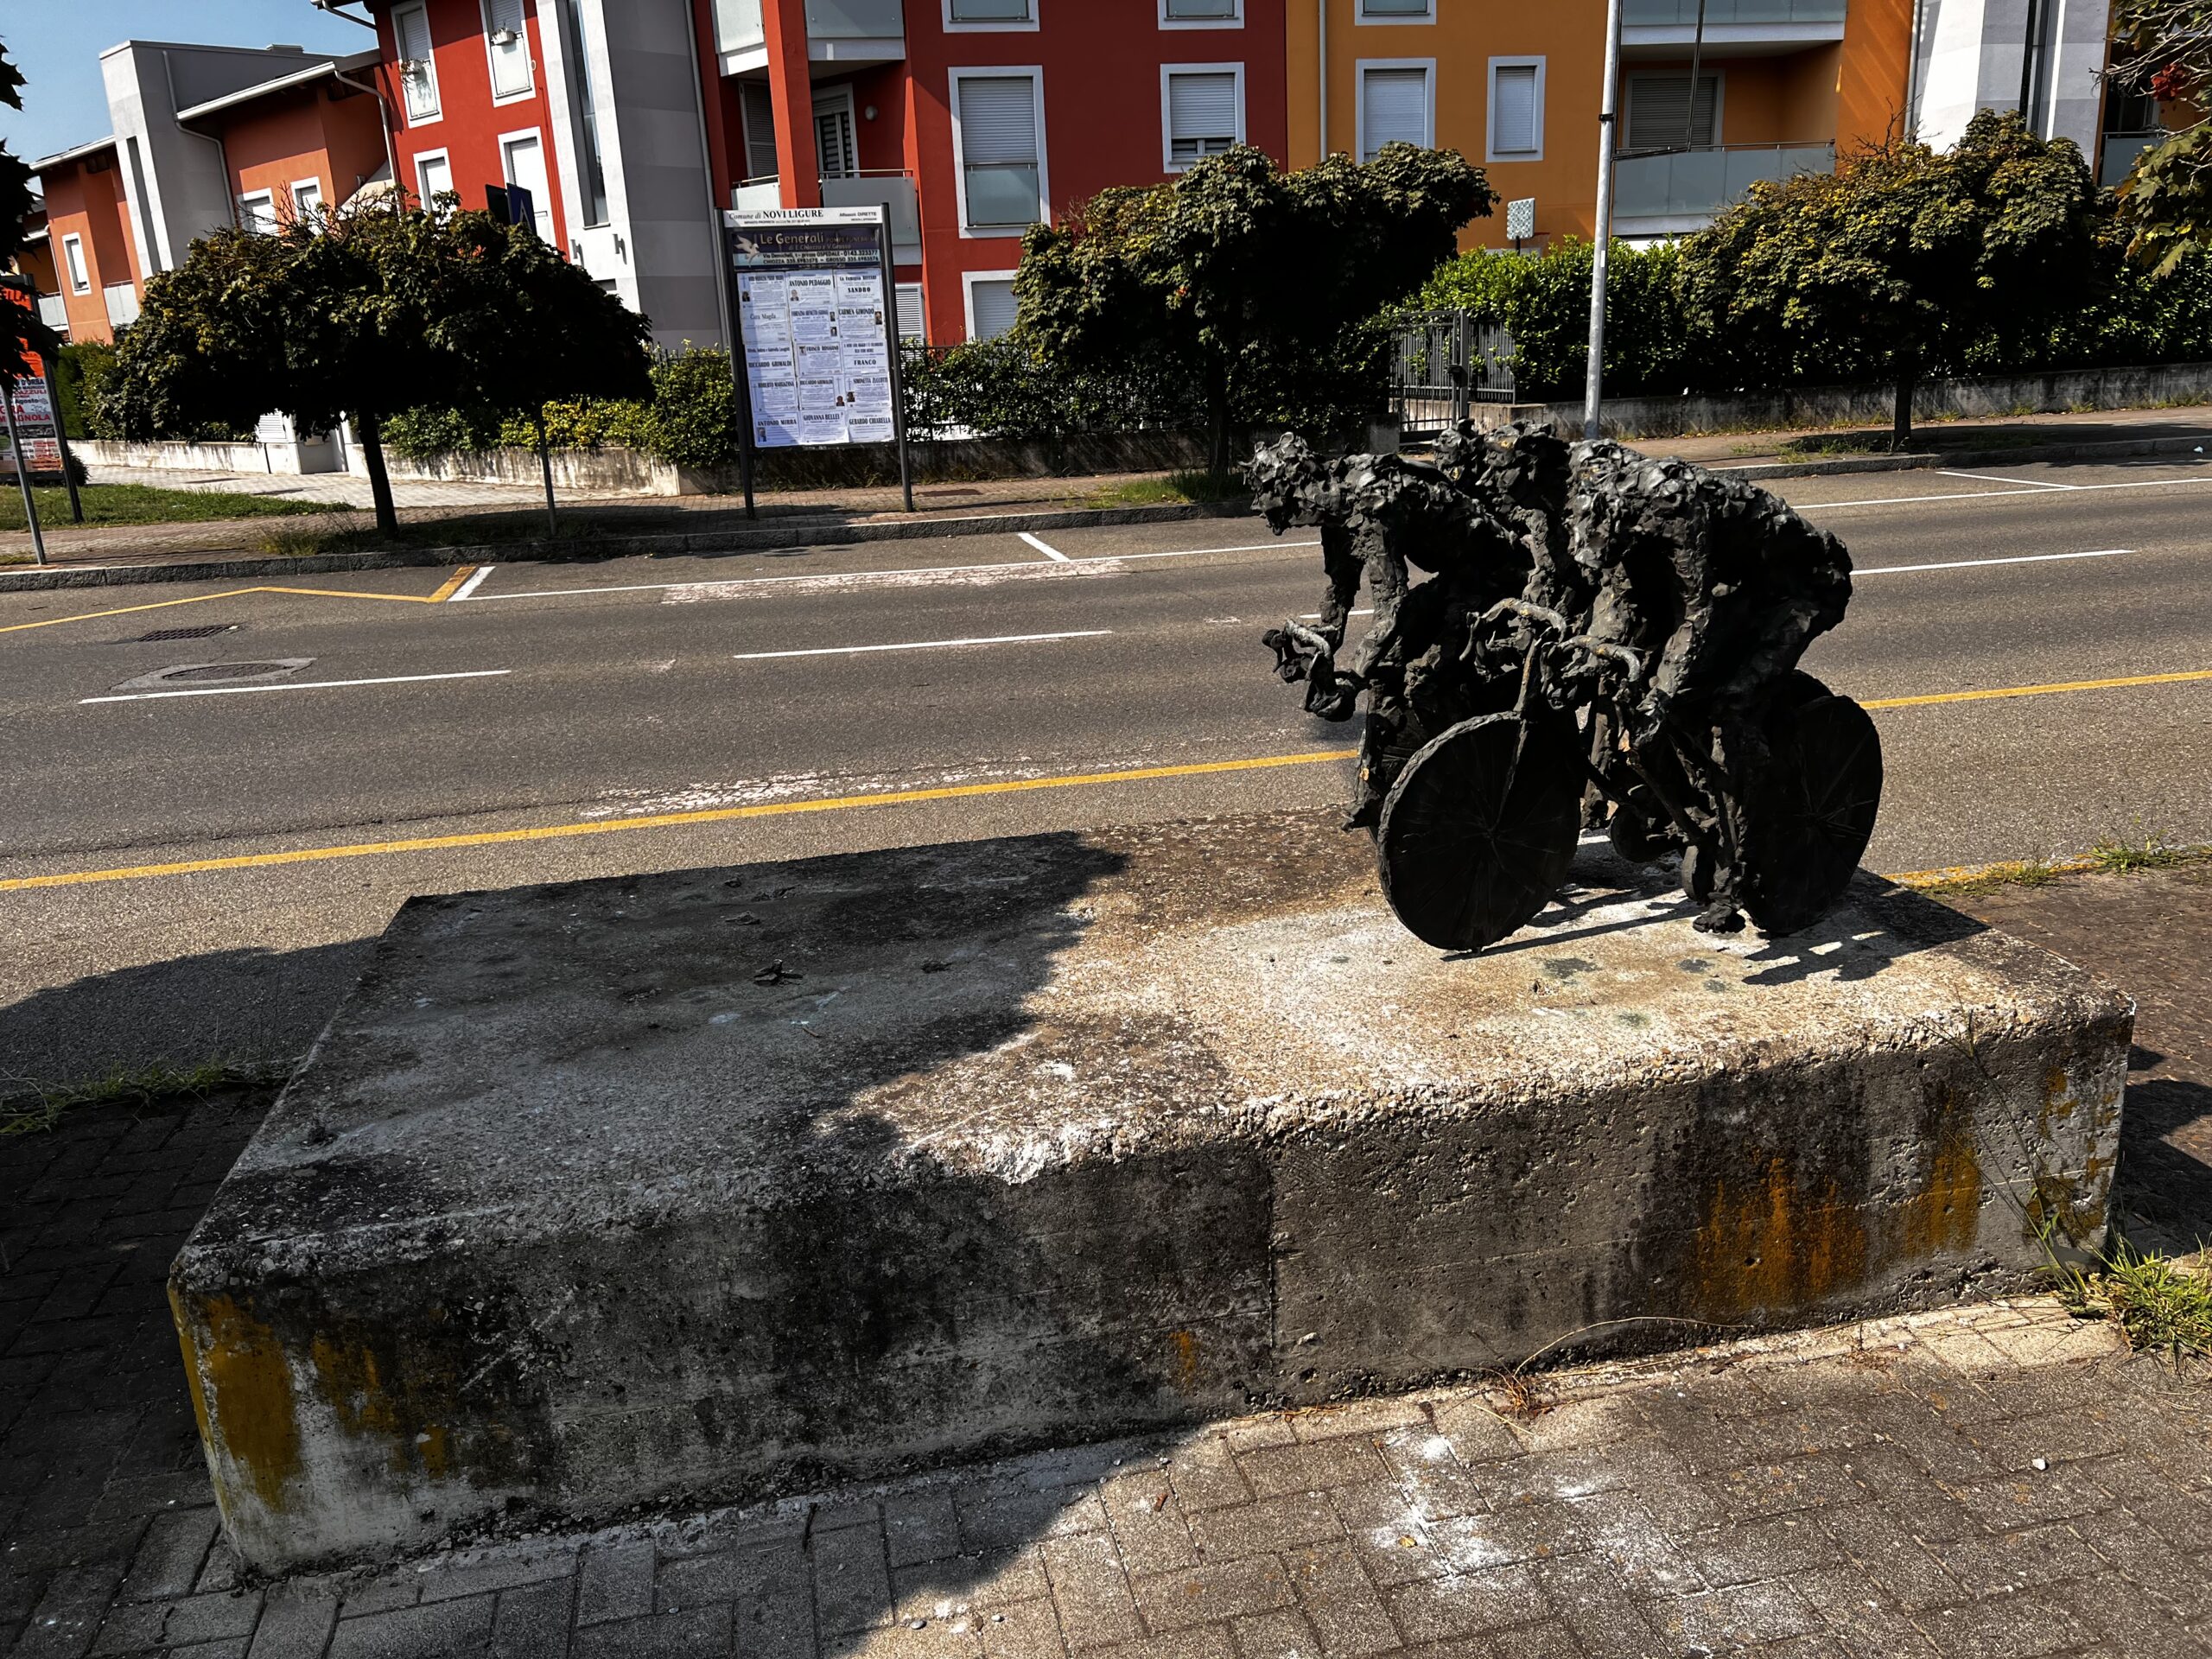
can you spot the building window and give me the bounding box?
[62,233,90,294]
[501,131,556,241]
[1357,61,1433,159]
[965,271,1020,340]
[1160,0,1242,24]
[556,0,610,224]
[416,149,454,211]
[238,191,278,235]
[394,2,442,122]
[290,179,325,221]
[1487,59,1544,162]
[944,0,1038,31]
[816,89,858,180]
[1625,73,1719,152]
[482,0,534,101]
[1357,0,1433,18]
[1163,67,1243,171]
[896,283,925,344]
[740,80,779,182]
[952,70,1046,234]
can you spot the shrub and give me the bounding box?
[52,340,122,439]
[641,344,738,471]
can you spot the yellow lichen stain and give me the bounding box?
[1689,1158,1868,1317]
[2041,1066,2081,1128]
[310,1335,455,1480]
[172,1289,302,1516]
[1169,1329,1202,1393]
[1902,1108,1982,1257]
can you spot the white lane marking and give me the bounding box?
[1020,531,1071,563]
[1936,469,2080,490]
[81,670,512,705]
[467,538,1322,604]
[1796,474,2212,511]
[733,631,1111,661]
[1857,548,2130,576]
[449,564,497,601]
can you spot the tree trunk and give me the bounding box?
[1891,369,1915,452]
[358,413,399,537]
[1206,360,1231,484]
[535,412,558,539]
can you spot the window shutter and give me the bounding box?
[741,82,779,181]
[958,77,1039,166]
[1626,75,1718,151]
[485,0,531,98]
[1168,72,1237,166]
[970,279,1019,340]
[397,4,439,118]
[1361,67,1427,159]
[397,4,432,60]
[488,0,526,35]
[1491,65,1538,155]
[896,284,925,344]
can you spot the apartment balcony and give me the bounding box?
[1622,0,1847,56]
[733,171,921,264]
[1612,142,1833,232]
[2101,130,2164,188]
[35,293,68,335]
[103,282,141,330]
[715,0,906,75]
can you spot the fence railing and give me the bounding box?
[1613,143,1834,221]
[1389,311,1516,439]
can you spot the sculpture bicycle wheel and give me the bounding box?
[1376,710,1584,951]
[1737,672,1885,935]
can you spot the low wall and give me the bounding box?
[359,443,679,496]
[80,437,341,476]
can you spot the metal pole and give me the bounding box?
[1317,0,1329,160]
[1584,0,1624,442]
[878,203,914,514]
[1684,0,1708,152]
[720,212,760,520]
[2,382,48,566]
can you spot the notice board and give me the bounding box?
[724,205,904,451]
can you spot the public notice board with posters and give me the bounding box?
[0,372,63,477]
[724,206,904,448]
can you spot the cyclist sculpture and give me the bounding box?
[1256,421,1883,952]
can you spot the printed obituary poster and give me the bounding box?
[725,207,899,451]
[0,372,62,476]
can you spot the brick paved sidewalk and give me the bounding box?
[5,863,2209,1659]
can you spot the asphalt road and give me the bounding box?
[3,454,2209,1082]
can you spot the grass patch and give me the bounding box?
[1908,858,2068,899]
[0,483,346,531]
[1082,469,1244,509]
[2055,1243,2212,1363]
[2088,822,2195,875]
[0,1061,283,1135]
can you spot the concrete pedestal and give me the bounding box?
[169,813,2131,1571]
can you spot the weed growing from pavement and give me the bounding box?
[2088,820,2195,875]
[2054,1243,2212,1363]
[1082,469,1246,510]
[1905,841,2212,899]
[0,1061,283,1135]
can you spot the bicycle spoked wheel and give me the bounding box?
[1376,711,1585,951]
[1739,683,1884,935]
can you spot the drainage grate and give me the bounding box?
[127,625,238,644]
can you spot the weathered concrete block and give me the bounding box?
[170,813,2129,1571]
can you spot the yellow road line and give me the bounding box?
[0,574,469,635]
[0,749,1363,892]
[1863,669,2212,709]
[426,566,477,604]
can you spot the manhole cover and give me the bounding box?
[111,658,314,693]
[126,625,238,644]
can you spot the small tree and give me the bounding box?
[1016,145,1492,474]
[1675,112,2102,448]
[2107,0,2212,272]
[0,40,54,385]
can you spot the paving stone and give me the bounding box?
[658,1541,810,1611]
[248,1580,342,1659]
[893,1551,1052,1622]
[1100,1474,1199,1577]
[116,1507,219,1603]
[1131,1560,1295,1635]
[326,1595,497,1659]
[887,1492,966,1571]
[1279,1544,1397,1658]
[1290,1402,1427,1444]
[1237,1442,1390,1503]
[1080,1630,1236,1659]
[1426,1399,1525,1466]
[577,1541,656,1628]
[568,1605,732,1659]
[1912,1591,2092,1658]
[1639,1580,1823,1649]
[1162,1441,1254,1515]
[813,1517,894,1635]
[1186,1494,1344,1561]
[1039,1532,1142,1649]
[976,1597,1068,1659]
[1382,1566,1551,1643]
[731,1588,815,1659]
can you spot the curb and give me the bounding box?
[1707,429,2212,480]
[0,499,1255,594]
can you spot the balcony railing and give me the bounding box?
[35,293,67,333]
[1624,0,1847,22]
[103,282,141,329]
[2102,130,2164,188]
[732,172,921,263]
[714,0,763,54]
[1613,142,1833,221]
[715,0,904,63]
[809,0,903,37]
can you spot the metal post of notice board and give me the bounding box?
[876,202,914,514]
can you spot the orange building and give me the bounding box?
[1290,0,1928,250]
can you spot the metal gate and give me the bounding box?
[1389,311,1516,440]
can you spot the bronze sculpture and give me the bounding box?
[1256,421,1883,951]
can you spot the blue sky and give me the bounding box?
[2,3,367,168]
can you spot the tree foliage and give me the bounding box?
[1417,239,1692,401]
[1016,144,1492,470]
[0,38,59,385]
[103,202,651,530]
[1675,111,2103,442]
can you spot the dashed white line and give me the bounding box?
[1937,469,2080,490]
[449,565,497,601]
[1020,532,1071,562]
[733,631,1111,661]
[1797,474,2212,511]
[82,670,512,705]
[1856,548,2131,575]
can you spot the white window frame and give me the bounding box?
[895,281,926,344]
[1356,0,1435,22]
[1356,59,1435,160]
[499,127,556,239]
[289,177,325,219]
[481,0,536,105]
[392,0,442,125]
[238,189,277,234]
[941,0,1039,32]
[1159,0,1243,27]
[414,147,454,211]
[814,86,860,179]
[962,268,1021,340]
[1486,56,1546,163]
[949,67,1050,239]
[62,232,90,294]
[1160,63,1246,174]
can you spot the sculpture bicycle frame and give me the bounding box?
[1256,421,1884,953]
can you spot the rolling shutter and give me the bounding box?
[1168,72,1238,167]
[741,82,779,181]
[896,284,925,344]
[1491,64,1539,156]
[486,0,532,99]
[1360,67,1427,159]
[1626,74,1719,151]
[969,279,1019,340]
[958,76,1039,166]
[396,3,440,119]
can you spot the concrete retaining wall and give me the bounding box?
[81,436,341,476]
[171,813,2130,1573]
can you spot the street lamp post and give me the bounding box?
[1584,0,1625,441]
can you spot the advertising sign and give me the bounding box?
[0,373,62,476]
[724,206,904,454]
